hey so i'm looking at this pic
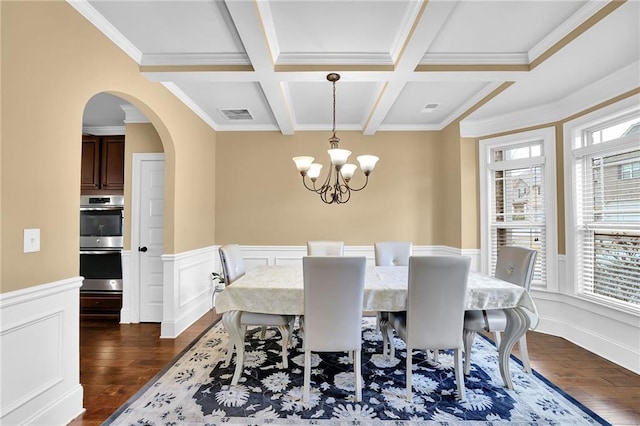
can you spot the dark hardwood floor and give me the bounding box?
[69,311,640,425]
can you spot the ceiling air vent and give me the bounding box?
[219,108,254,120]
[422,103,439,113]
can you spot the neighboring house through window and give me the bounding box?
[564,95,640,310]
[479,128,557,290]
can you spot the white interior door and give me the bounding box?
[136,155,165,322]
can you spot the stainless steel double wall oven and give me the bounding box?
[80,195,124,292]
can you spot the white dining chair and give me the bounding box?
[301,256,366,402]
[463,246,537,376]
[374,241,412,345]
[219,244,295,378]
[382,256,471,401]
[306,240,345,256]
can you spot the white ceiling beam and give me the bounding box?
[224,0,294,135]
[363,0,459,135]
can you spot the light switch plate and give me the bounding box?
[24,229,40,253]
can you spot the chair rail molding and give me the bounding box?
[239,245,481,272]
[0,277,84,425]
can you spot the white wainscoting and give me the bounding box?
[532,255,640,374]
[160,246,219,338]
[0,277,84,425]
[239,245,481,271]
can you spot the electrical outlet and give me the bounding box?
[24,229,40,253]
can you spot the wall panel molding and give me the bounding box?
[0,277,84,425]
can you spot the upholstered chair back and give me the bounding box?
[306,240,345,256]
[494,246,537,290]
[302,256,366,351]
[219,244,246,284]
[374,241,412,266]
[405,256,471,350]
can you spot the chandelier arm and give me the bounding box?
[344,174,370,192]
[302,176,324,194]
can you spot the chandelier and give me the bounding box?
[292,73,379,204]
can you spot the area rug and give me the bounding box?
[104,318,610,425]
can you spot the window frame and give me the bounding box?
[563,93,640,314]
[479,127,558,291]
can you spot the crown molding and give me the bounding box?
[376,123,444,132]
[294,124,363,132]
[421,53,529,66]
[215,124,280,132]
[276,52,394,66]
[82,126,126,136]
[121,105,149,123]
[460,61,640,138]
[141,53,250,67]
[66,0,142,64]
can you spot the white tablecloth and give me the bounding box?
[215,265,538,328]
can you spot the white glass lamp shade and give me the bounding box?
[328,149,351,167]
[293,156,314,173]
[307,163,323,181]
[357,155,379,174]
[340,164,357,181]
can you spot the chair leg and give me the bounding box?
[518,335,532,374]
[494,331,502,348]
[224,324,246,367]
[224,339,234,367]
[454,348,466,401]
[354,350,362,402]
[382,325,388,356]
[260,326,267,339]
[303,350,311,403]
[463,329,476,375]
[277,325,289,369]
[385,325,396,360]
[432,350,439,362]
[406,347,412,400]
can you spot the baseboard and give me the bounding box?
[24,384,84,426]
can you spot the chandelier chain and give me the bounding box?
[332,77,336,138]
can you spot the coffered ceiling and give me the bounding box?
[73,0,640,136]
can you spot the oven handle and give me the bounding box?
[80,207,124,211]
[80,250,122,255]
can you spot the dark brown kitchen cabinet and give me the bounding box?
[80,292,122,320]
[81,135,125,195]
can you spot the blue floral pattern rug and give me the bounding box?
[104,318,610,425]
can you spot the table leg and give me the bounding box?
[222,310,244,386]
[499,307,531,390]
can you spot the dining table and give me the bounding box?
[215,264,539,390]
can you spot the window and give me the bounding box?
[479,129,557,289]
[620,161,640,180]
[566,101,640,309]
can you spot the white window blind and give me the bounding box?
[575,146,640,306]
[490,161,546,284]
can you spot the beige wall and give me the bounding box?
[436,122,463,248]
[460,136,480,249]
[1,2,216,292]
[215,130,459,245]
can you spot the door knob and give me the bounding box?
[138,246,148,252]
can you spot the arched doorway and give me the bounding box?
[80,92,165,323]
